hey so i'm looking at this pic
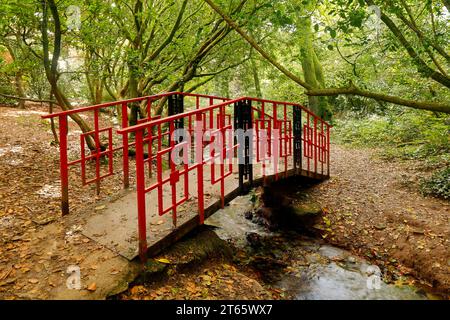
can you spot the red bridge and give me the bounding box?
[43,92,331,263]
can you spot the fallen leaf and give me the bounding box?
[0,267,12,280]
[87,283,97,291]
[130,285,145,295]
[156,258,171,264]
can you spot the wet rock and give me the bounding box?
[144,260,167,275]
[246,232,262,248]
[261,186,293,208]
[155,227,233,266]
[244,210,253,220]
[138,227,234,283]
[251,181,323,233]
[249,256,288,283]
[254,207,280,231]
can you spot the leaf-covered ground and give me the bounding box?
[0,104,138,299]
[308,145,449,296]
[119,260,274,300]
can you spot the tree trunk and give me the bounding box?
[95,78,103,104]
[251,58,262,98]
[298,16,328,117]
[127,60,141,126]
[202,0,450,114]
[49,89,59,144]
[41,0,97,150]
[14,71,26,109]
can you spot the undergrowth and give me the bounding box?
[333,110,450,200]
[420,167,450,200]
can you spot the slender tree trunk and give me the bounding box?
[251,58,262,98]
[49,89,58,144]
[14,71,26,109]
[41,0,97,150]
[95,79,103,104]
[85,71,96,104]
[127,60,141,126]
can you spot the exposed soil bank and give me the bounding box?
[304,145,449,297]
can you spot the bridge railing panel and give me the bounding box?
[117,95,331,262]
[42,92,229,216]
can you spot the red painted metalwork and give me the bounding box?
[44,92,331,262]
[43,92,230,216]
[117,95,331,262]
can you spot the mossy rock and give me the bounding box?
[292,202,322,218]
[156,226,233,266]
[284,202,323,230]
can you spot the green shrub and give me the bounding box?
[421,167,450,200]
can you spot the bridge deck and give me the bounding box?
[82,160,327,260]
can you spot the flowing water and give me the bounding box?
[205,196,429,300]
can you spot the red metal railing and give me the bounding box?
[43,92,331,263]
[117,95,331,262]
[42,92,229,216]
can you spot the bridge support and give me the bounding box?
[293,105,302,173]
[168,94,184,163]
[168,94,184,138]
[234,99,253,193]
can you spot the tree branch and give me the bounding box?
[0,92,59,105]
[203,0,450,114]
[144,0,188,64]
[307,83,450,114]
[203,0,311,90]
[365,0,450,88]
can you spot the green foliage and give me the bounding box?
[335,110,449,155]
[421,167,450,200]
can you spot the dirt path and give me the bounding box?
[0,105,140,299]
[308,144,449,297]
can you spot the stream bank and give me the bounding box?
[117,177,436,300]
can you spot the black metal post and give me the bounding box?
[168,94,184,163]
[293,105,302,173]
[234,99,253,193]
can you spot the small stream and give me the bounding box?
[205,196,429,300]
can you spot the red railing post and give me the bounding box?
[314,117,318,175]
[327,124,330,177]
[135,129,148,263]
[94,109,101,195]
[196,113,205,224]
[59,115,69,216]
[121,102,130,189]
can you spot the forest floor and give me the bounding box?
[0,104,140,299]
[0,103,448,299]
[307,145,449,296]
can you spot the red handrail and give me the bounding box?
[42,91,230,119]
[118,96,332,135]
